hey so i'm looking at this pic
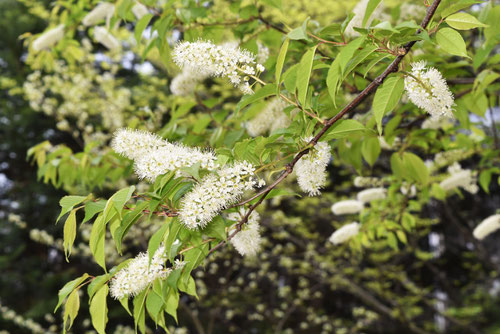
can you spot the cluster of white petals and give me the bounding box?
[439,163,478,194]
[170,68,206,96]
[473,214,500,240]
[246,98,290,137]
[32,25,65,52]
[295,141,331,196]
[405,61,454,119]
[228,209,262,256]
[112,128,217,181]
[357,187,387,203]
[82,2,115,26]
[172,40,264,94]
[256,41,269,64]
[109,246,168,300]
[179,161,258,229]
[132,1,149,19]
[93,26,120,50]
[353,176,384,188]
[422,115,454,129]
[331,200,364,215]
[400,183,417,198]
[329,222,360,245]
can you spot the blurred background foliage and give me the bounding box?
[1,0,500,333]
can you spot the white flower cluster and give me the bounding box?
[0,301,52,334]
[473,214,500,240]
[331,200,364,215]
[228,209,262,256]
[93,26,120,50]
[112,128,217,181]
[110,246,169,299]
[422,115,454,130]
[179,161,258,229]
[132,1,149,19]
[431,149,471,171]
[246,98,290,137]
[357,187,387,203]
[404,61,454,119]
[295,141,331,196]
[256,41,270,64]
[170,68,204,96]
[329,222,360,245]
[353,176,384,188]
[32,25,65,52]
[439,163,478,194]
[172,40,265,94]
[82,2,115,26]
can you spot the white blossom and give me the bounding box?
[109,246,168,299]
[405,61,454,118]
[473,214,500,240]
[329,222,360,245]
[331,200,364,215]
[257,41,269,64]
[134,144,217,181]
[354,176,383,188]
[439,163,478,194]
[357,187,387,203]
[170,68,205,96]
[400,183,417,198]
[32,25,65,52]
[93,26,120,50]
[111,128,166,160]
[228,209,262,256]
[422,115,454,129]
[179,161,258,229]
[295,141,331,196]
[246,98,290,137]
[172,40,264,94]
[132,1,149,19]
[82,3,115,26]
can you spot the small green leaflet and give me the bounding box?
[287,17,310,41]
[63,209,77,261]
[275,38,289,94]
[296,45,317,107]
[55,273,90,312]
[235,84,276,113]
[90,285,109,334]
[372,75,405,134]
[63,289,80,333]
[436,28,469,58]
[362,0,383,27]
[322,119,366,141]
[135,13,153,43]
[445,12,487,30]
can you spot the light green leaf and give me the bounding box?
[362,0,383,27]
[436,28,469,58]
[372,75,405,134]
[446,12,487,30]
[235,84,276,113]
[57,195,88,222]
[178,275,198,299]
[403,152,429,185]
[63,289,80,333]
[83,200,106,224]
[165,218,182,262]
[55,273,89,312]
[148,222,170,263]
[165,288,180,323]
[145,289,164,323]
[114,200,149,253]
[287,17,310,41]
[89,215,106,272]
[202,215,226,241]
[275,38,289,93]
[296,45,317,107]
[322,119,366,141]
[63,209,77,261]
[361,137,381,166]
[87,274,110,302]
[133,289,148,333]
[135,13,153,43]
[103,186,135,222]
[440,0,483,18]
[89,285,108,334]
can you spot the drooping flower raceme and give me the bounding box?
[172,40,265,94]
[82,2,115,26]
[179,161,258,229]
[439,163,478,194]
[295,141,331,196]
[473,214,500,240]
[331,200,364,215]
[32,25,65,52]
[112,128,217,181]
[132,1,149,19]
[357,187,387,203]
[109,246,168,299]
[227,209,262,256]
[170,68,205,96]
[246,98,290,137]
[93,27,120,50]
[404,61,454,119]
[329,222,360,245]
[134,144,217,181]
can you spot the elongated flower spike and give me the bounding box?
[329,222,360,245]
[32,25,65,52]
[295,140,331,196]
[228,209,262,256]
[473,214,500,240]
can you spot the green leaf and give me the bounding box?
[390,153,404,179]
[287,17,310,41]
[165,218,182,262]
[89,285,108,334]
[103,186,135,223]
[436,28,469,58]
[114,200,149,252]
[63,289,80,333]
[275,38,289,93]
[387,231,398,250]
[55,273,89,312]
[148,222,170,263]
[479,170,492,194]
[145,289,164,323]
[283,64,299,93]
[445,12,487,30]
[202,215,226,241]
[63,209,77,261]
[372,75,405,134]
[135,13,153,43]
[403,152,429,185]
[57,195,88,222]
[83,200,106,224]
[89,215,107,272]
[235,84,277,112]
[296,45,317,107]
[133,289,148,333]
[182,244,209,283]
[87,274,110,302]
[165,288,180,322]
[362,0,383,27]
[322,119,366,141]
[119,297,132,316]
[361,137,381,166]
[440,0,483,18]
[178,275,198,299]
